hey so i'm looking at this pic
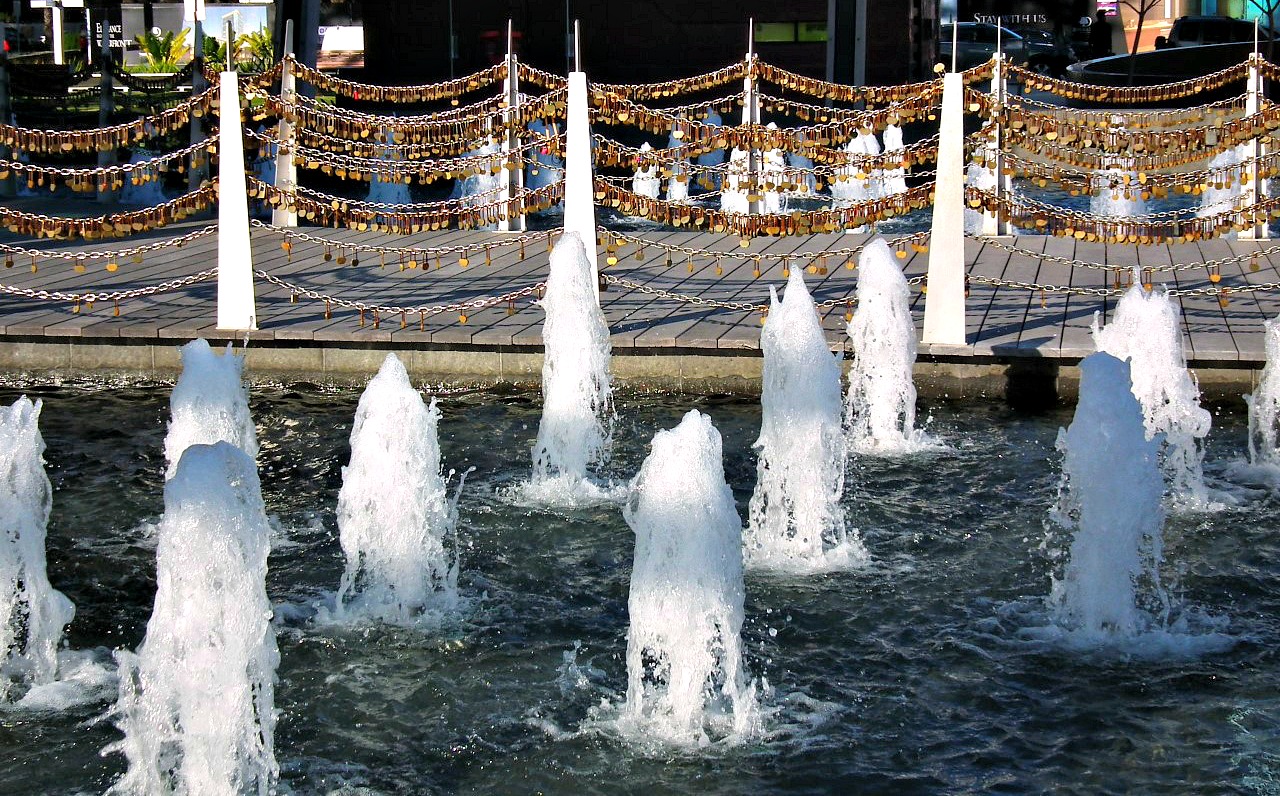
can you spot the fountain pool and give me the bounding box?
[1,381,1278,794]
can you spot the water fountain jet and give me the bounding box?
[620,410,760,745]
[164,339,258,480]
[1092,279,1213,507]
[106,442,278,795]
[745,270,864,571]
[0,397,74,701]
[330,354,461,624]
[845,239,938,454]
[522,232,615,505]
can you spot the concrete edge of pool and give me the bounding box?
[0,337,1263,404]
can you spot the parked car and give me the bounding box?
[1165,15,1265,47]
[939,22,1028,70]
[1011,26,1079,76]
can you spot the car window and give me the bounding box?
[1177,20,1201,43]
[972,25,999,44]
[1202,20,1233,43]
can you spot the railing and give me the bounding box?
[0,44,1276,338]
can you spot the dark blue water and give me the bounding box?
[0,382,1277,795]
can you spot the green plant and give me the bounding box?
[240,29,274,72]
[135,28,190,72]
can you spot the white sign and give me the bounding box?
[183,0,206,22]
[30,0,86,8]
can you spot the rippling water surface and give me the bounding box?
[1,382,1278,795]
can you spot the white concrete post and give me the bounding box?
[922,71,967,347]
[273,19,298,228]
[1240,54,1270,240]
[217,70,258,331]
[980,53,1009,237]
[564,68,599,300]
[743,21,761,215]
[498,20,526,232]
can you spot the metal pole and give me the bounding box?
[447,0,454,79]
[97,1,115,203]
[189,16,205,191]
[745,19,759,216]
[1241,51,1270,240]
[951,13,958,73]
[51,1,64,65]
[224,17,233,70]
[272,18,297,228]
[0,26,14,199]
[499,19,524,233]
[853,0,867,86]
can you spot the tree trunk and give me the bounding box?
[1127,8,1148,87]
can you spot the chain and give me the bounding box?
[0,138,215,179]
[277,177,557,213]
[0,224,217,262]
[996,146,1280,189]
[1006,59,1248,102]
[0,267,215,304]
[286,56,507,103]
[600,272,925,312]
[254,268,546,317]
[0,83,220,154]
[249,219,556,258]
[285,91,508,128]
[515,62,569,90]
[966,272,1280,298]
[247,127,558,176]
[603,228,931,263]
[593,61,747,100]
[968,234,1280,273]
[1006,89,1248,125]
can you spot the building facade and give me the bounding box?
[360,0,937,87]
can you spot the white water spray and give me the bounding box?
[1247,318,1280,467]
[106,442,278,796]
[879,124,908,197]
[332,354,460,624]
[632,142,661,199]
[720,148,750,214]
[745,270,864,571]
[1090,166,1148,219]
[621,410,760,745]
[1092,281,1212,506]
[164,339,258,480]
[118,150,168,206]
[524,232,615,503]
[367,125,414,206]
[459,140,502,221]
[845,239,938,454]
[1048,353,1167,639]
[0,397,74,701]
